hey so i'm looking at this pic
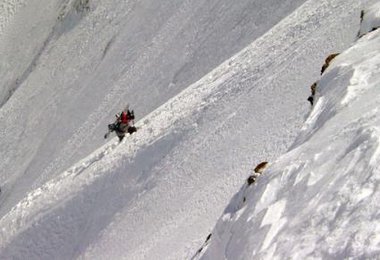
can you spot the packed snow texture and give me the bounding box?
[199,3,380,259]
[0,0,377,259]
[0,0,307,217]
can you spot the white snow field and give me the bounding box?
[0,0,307,219]
[0,0,377,259]
[200,3,380,260]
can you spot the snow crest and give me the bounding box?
[200,3,380,259]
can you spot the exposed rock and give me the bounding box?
[254,161,268,174]
[247,175,256,186]
[321,53,340,75]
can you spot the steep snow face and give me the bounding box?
[0,0,307,219]
[200,4,380,260]
[0,0,65,106]
[0,0,374,259]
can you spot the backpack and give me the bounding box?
[127,110,135,120]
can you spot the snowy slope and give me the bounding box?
[200,3,380,259]
[0,0,375,259]
[0,0,307,223]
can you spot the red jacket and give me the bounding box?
[120,112,129,124]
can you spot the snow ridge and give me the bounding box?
[200,3,380,259]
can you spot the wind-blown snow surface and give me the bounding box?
[200,5,380,260]
[0,0,307,221]
[0,0,376,259]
